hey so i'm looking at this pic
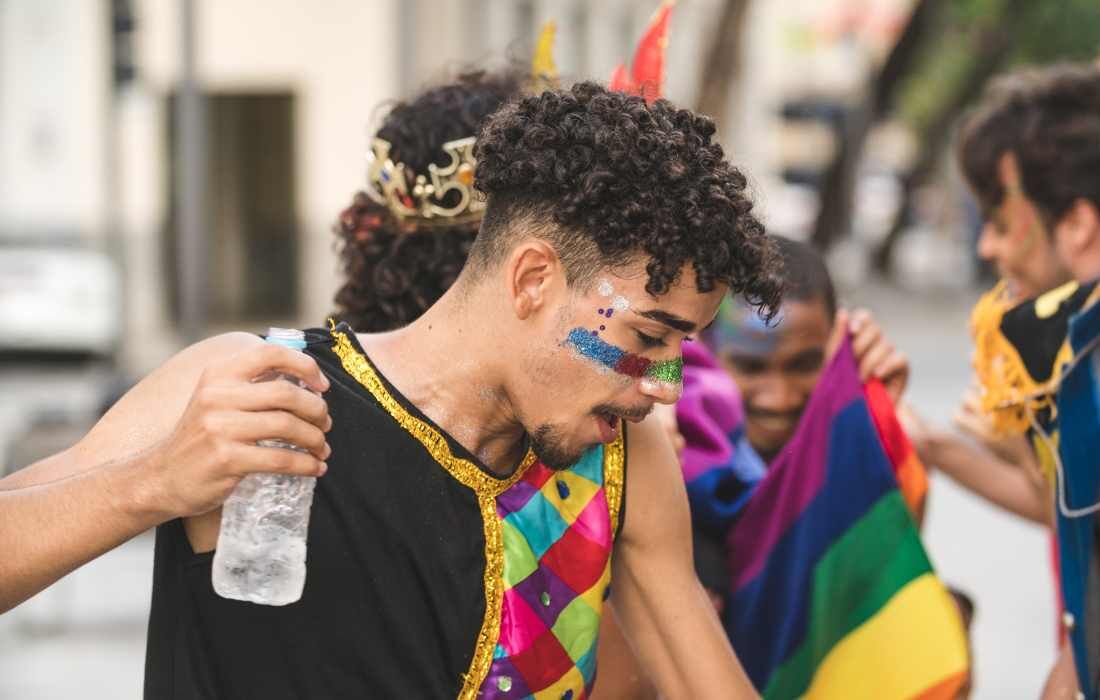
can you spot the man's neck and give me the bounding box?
[355,287,529,475]
[1069,244,1100,289]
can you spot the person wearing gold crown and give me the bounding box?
[331,69,526,333]
[9,24,777,700]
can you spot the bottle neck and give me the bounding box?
[265,327,307,351]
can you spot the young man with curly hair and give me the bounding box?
[17,82,779,699]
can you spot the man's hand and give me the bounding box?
[0,333,335,613]
[953,383,998,444]
[147,342,333,519]
[826,308,909,403]
[954,381,1042,472]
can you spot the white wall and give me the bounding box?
[120,0,399,364]
[0,0,109,236]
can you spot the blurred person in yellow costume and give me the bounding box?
[901,68,1091,527]
[903,66,1100,700]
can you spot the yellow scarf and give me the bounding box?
[969,280,1078,435]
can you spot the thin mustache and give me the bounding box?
[599,405,653,421]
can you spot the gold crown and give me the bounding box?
[365,136,484,226]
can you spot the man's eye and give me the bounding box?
[787,355,824,374]
[635,331,665,349]
[729,356,766,375]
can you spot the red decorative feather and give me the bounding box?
[608,0,675,103]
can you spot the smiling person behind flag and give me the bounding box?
[674,236,971,699]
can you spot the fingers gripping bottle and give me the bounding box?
[212,328,318,605]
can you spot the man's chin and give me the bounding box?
[533,446,586,472]
[746,426,795,463]
[529,426,586,472]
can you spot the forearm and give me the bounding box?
[1040,643,1079,699]
[613,561,758,699]
[0,449,169,614]
[921,430,1050,524]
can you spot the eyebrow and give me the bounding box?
[632,308,697,334]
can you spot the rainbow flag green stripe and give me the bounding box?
[764,491,930,699]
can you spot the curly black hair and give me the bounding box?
[470,81,783,318]
[958,62,1100,226]
[332,70,525,332]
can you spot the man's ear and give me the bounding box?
[1058,198,1100,256]
[996,151,1024,194]
[507,240,562,320]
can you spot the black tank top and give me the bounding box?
[144,323,626,699]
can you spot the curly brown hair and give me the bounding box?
[332,70,524,332]
[470,82,783,318]
[958,62,1100,226]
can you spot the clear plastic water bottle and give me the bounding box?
[212,328,318,606]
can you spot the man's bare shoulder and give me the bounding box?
[2,333,264,489]
[619,412,689,546]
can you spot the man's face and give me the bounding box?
[716,298,832,462]
[976,188,1070,300]
[515,261,725,471]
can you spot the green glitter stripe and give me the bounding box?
[645,357,683,384]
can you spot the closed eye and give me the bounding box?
[635,330,665,349]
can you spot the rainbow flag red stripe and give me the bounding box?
[725,339,967,698]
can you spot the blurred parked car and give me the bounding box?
[0,238,129,478]
[0,239,121,356]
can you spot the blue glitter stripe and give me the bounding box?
[565,328,624,370]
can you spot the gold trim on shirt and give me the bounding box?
[603,430,626,540]
[328,326,535,700]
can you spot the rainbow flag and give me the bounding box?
[720,338,967,699]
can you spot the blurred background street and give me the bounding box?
[1,0,1096,697]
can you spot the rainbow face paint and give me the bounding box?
[564,328,683,383]
[705,298,781,356]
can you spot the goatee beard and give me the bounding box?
[530,424,584,472]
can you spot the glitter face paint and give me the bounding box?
[564,328,683,383]
[706,298,781,356]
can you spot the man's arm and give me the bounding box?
[1041,642,1080,699]
[899,404,1051,525]
[0,333,332,613]
[611,415,758,699]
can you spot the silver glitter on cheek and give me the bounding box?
[597,279,614,297]
[611,295,630,312]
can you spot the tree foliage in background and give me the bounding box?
[807,0,1100,268]
[897,0,1100,136]
[871,0,1100,269]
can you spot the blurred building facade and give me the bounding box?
[0,0,918,372]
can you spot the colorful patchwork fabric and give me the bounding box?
[478,441,624,700]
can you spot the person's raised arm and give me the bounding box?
[900,403,1051,525]
[610,414,759,699]
[0,333,332,613]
